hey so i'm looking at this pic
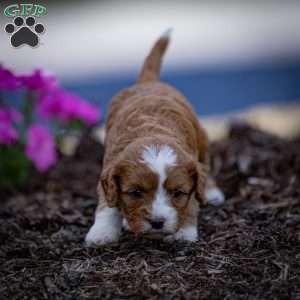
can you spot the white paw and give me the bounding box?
[205,187,225,206]
[85,222,121,246]
[164,226,198,243]
[85,207,122,246]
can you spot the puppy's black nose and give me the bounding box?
[150,220,164,229]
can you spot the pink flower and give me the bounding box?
[0,108,22,124]
[21,69,58,92]
[0,108,21,145]
[37,89,101,125]
[25,125,57,172]
[0,65,21,91]
[76,100,101,125]
[37,90,75,121]
[0,124,19,144]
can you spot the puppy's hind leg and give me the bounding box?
[205,175,225,206]
[85,201,122,247]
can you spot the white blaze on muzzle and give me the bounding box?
[141,145,178,232]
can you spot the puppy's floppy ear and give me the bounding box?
[187,161,208,207]
[100,164,121,207]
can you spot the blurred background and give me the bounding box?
[1,0,300,140]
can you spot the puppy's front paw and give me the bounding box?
[205,187,225,206]
[85,223,121,246]
[85,207,122,246]
[164,226,198,243]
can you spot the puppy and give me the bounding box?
[86,30,224,246]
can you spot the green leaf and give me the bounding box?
[0,146,30,190]
[65,119,85,131]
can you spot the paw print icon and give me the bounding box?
[5,16,45,48]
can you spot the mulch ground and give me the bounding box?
[1,124,300,300]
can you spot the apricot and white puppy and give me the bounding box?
[86,30,224,246]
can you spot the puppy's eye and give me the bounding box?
[171,189,187,199]
[128,189,143,200]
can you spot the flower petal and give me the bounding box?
[0,125,19,145]
[25,125,57,172]
[37,89,101,125]
[0,65,21,91]
[21,69,58,93]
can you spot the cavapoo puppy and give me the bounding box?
[86,30,224,246]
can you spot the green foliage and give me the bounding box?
[0,146,30,190]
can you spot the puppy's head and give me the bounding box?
[100,144,207,234]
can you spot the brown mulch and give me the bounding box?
[1,124,300,300]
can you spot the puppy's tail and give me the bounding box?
[137,28,172,84]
